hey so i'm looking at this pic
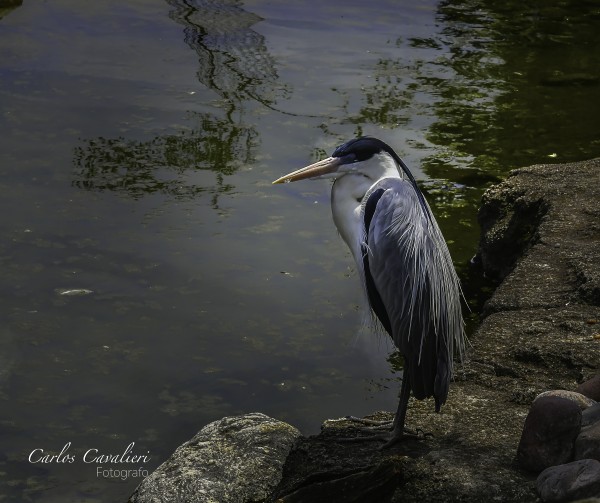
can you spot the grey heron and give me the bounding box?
[273,136,466,446]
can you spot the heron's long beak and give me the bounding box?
[272,157,343,184]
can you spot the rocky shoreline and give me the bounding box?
[129,158,600,503]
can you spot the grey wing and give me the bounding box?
[364,177,465,408]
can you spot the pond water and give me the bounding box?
[1,0,599,500]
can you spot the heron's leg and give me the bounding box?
[344,372,412,429]
[335,373,431,446]
[381,372,412,448]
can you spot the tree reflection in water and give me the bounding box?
[72,0,289,204]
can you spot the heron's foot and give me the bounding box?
[335,420,432,447]
[380,427,432,449]
[344,415,393,429]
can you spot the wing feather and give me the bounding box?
[362,177,465,408]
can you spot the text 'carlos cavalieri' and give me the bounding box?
[29,442,152,480]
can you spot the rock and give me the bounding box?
[128,413,301,503]
[271,414,409,503]
[277,459,403,503]
[537,459,600,502]
[535,390,596,410]
[583,404,600,428]
[477,159,600,310]
[575,421,600,462]
[517,396,582,472]
[578,376,600,402]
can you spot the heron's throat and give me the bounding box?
[330,153,401,262]
[331,174,370,263]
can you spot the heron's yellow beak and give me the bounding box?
[272,157,343,184]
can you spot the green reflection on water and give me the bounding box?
[73,115,258,202]
[428,0,600,176]
[71,0,296,206]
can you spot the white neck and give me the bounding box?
[330,152,401,262]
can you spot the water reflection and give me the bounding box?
[72,115,258,205]
[427,0,600,178]
[341,57,415,129]
[73,0,291,202]
[0,0,22,20]
[167,0,289,110]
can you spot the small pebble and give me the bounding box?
[537,459,600,502]
[517,396,582,473]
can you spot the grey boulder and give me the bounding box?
[517,396,582,472]
[575,421,600,462]
[537,459,600,502]
[129,412,301,503]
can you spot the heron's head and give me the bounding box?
[272,137,402,185]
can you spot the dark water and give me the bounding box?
[1,0,599,500]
